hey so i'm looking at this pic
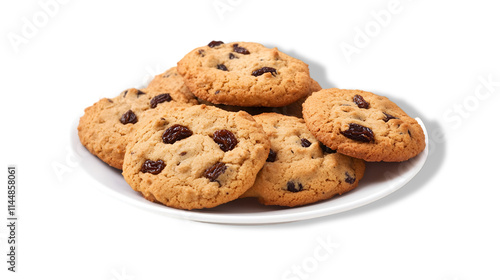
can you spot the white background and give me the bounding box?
[1,0,499,279]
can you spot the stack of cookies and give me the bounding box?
[78,41,426,210]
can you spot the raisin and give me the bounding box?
[383,112,397,122]
[208,40,224,48]
[198,49,205,57]
[140,159,166,175]
[107,98,113,103]
[353,94,369,109]
[150,93,172,108]
[215,90,220,94]
[252,67,277,77]
[345,172,356,184]
[162,124,193,144]
[120,110,138,124]
[301,138,312,148]
[341,123,374,143]
[217,64,228,71]
[213,130,238,152]
[286,181,303,193]
[266,149,277,162]
[123,89,145,98]
[203,162,227,182]
[233,44,250,54]
[229,53,237,59]
[320,143,337,154]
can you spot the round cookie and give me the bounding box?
[241,113,365,207]
[77,88,189,169]
[302,88,426,162]
[143,67,198,105]
[122,104,271,210]
[177,41,311,107]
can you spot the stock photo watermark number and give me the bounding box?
[6,166,17,272]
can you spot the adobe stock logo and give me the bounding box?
[340,0,405,63]
[212,0,243,21]
[281,235,340,280]
[109,267,135,280]
[7,0,70,54]
[443,74,499,130]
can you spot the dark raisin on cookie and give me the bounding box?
[320,143,337,154]
[208,40,224,48]
[217,64,228,71]
[140,159,166,175]
[229,53,237,59]
[107,98,113,103]
[233,44,250,54]
[252,67,277,77]
[383,112,397,122]
[150,93,172,108]
[341,123,374,143]
[123,89,145,98]
[266,149,277,162]
[120,110,138,124]
[203,162,227,182]
[162,124,193,144]
[345,172,356,184]
[213,129,238,152]
[353,94,369,109]
[198,49,205,57]
[301,138,312,148]
[286,181,303,193]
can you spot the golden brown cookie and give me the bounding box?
[302,88,426,162]
[122,105,270,210]
[177,41,311,107]
[143,67,198,105]
[77,88,189,169]
[241,113,365,207]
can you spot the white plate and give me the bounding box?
[71,118,428,224]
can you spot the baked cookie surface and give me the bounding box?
[77,87,189,169]
[143,67,198,104]
[195,78,322,117]
[177,41,311,107]
[122,105,270,210]
[241,113,365,207]
[303,88,426,162]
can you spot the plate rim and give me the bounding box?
[71,117,428,225]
